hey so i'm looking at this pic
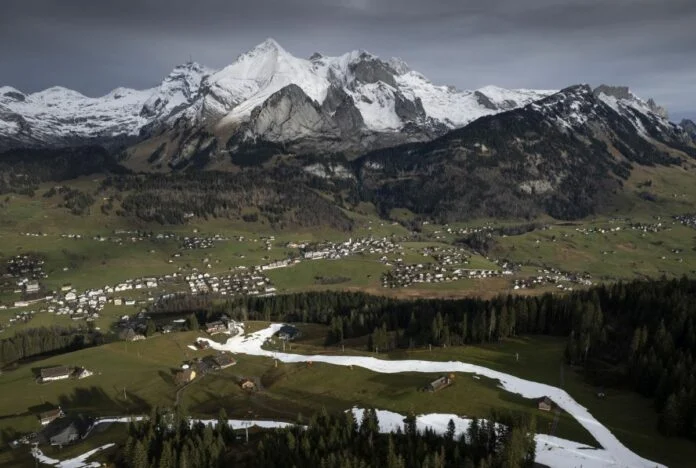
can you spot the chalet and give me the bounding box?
[175,368,196,386]
[538,396,554,412]
[206,321,227,335]
[39,407,64,426]
[278,325,300,341]
[40,366,73,383]
[211,353,237,370]
[426,375,452,392]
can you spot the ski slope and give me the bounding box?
[199,323,663,468]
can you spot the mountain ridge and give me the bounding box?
[0,38,556,156]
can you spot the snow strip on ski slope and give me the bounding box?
[199,323,663,468]
[32,443,114,468]
[29,417,293,467]
[350,407,629,468]
[31,410,636,468]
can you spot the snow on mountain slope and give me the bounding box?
[395,72,555,128]
[141,62,212,121]
[9,38,668,156]
[1,85,152,144]
[210,39,330,127]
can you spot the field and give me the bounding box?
[0,325,593,467]
[1,321,694,467]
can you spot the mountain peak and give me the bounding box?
[250,38,286,55]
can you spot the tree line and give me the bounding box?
[0,326,104,366]
[119,406,536,468]
[153,277,696,440]
[100,171,354,230]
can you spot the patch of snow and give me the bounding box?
[304,163,354,179]
[350,408,619,468]
[32,443,114,468]
[350,82,402,131]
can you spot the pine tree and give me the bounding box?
[186,313,199,331]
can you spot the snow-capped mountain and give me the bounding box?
[0,38,556,156]
[0,85,152,149]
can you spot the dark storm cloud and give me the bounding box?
[1,0,694,120]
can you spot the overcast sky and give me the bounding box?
[1,0,694,121]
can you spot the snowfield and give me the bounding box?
[198,323,663,468]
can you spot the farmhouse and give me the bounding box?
[211,353,237,370]
[43,418,91,446]
[39,407,64,426]
[538,396,554,411]
[426,375,452,392]
[205,321,227,335]
[40,366,73,383]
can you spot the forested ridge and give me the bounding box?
[100,171,354,230]
[154,277,696,440]
[120,406,536,468]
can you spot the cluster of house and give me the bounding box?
[20,232,48,237]
[5,254,47,282]
[38,365,93,383]
[260,258,300,271]
[181,234,229,250]
[674,214,696,229]
[418,246,473,266]
[9,406,93,448]
[32,276,167,321]
[0,310,34,328]
[185,270,276,297]
[382,262,503,288]
[513,269,593,291]
[300,237,402,261]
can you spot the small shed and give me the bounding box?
[538,396,554,411]
[240,378,257,391]
[426,375,452,392]
[39,407,64,426]
[174,368,197,386]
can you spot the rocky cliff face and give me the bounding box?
[681,119,696,143]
